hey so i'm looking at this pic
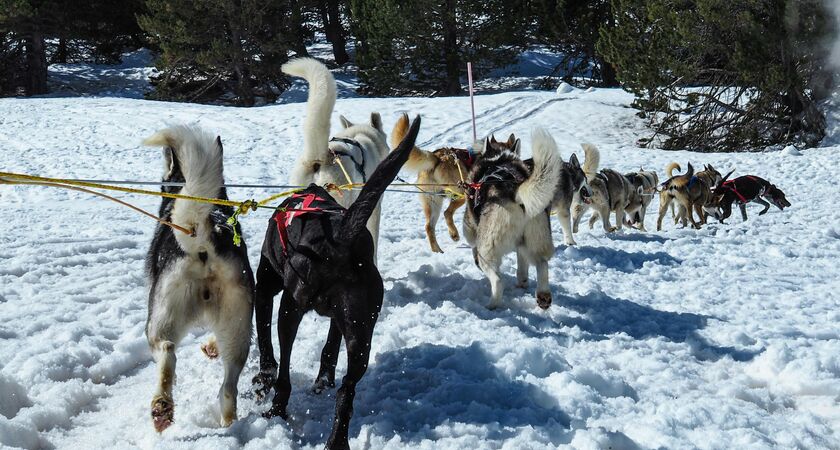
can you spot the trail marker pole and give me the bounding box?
[467,62,476,142]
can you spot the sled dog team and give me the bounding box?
[141,58,790,448]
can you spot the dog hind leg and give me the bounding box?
[149,339,177,433]
[422,194,444,253]
[515,250,529,289]
[313,320,342,394]
[214,298,250,427]
[477,252,505,309]
[556,205,576,246]
[443,197,465,242]
[325,313,377,450]
[267,290,302,419]
[253,255,284,401]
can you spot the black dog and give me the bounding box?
[706,175,791,222]
[252,116,420,450]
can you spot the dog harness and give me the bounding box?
[330,137,367,182]
[273,193,327,255]
[467,165,526,215]
[721,176,765,204]
[454,147,476,170]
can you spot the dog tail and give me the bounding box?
[581,143,600,179]
[342,116,421,241]
[666,162,681,178]
[516,128,562,218]
[143,125,224,200]
[282,57,337,184]
[391,113,436,173]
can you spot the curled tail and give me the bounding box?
[580,143,600,180]
[391,112,436,173]
[342,116,421,241]
[282,57,337,184]
[517,128,562,218]
[666,162,682,178]
[143,125,223,200]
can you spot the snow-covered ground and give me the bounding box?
[1,70,839,449]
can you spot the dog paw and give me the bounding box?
[449,230,460,242]
[311,375,336,395]
[252,369,277,402]
[201,338,219,359]
[536,292,552,310]
[262,403,289,420]
[607,227,617,233]
[220,410,237,428]
[515,280,528,289]
[430,243,444,253]
[151,396,174,433]
[564,238,576,246]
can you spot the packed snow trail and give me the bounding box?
[0,88,838,449]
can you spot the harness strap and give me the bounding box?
[274,193,325,255]
[330,137,367,182]
[722,180,749,203]
[596,172,613,208]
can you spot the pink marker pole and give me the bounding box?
[467,62,477,142]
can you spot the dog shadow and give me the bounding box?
[558,245,680,273]
[386,265,760,364]
[350,342,572,443]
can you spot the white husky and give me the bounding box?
[282,58,390,254]
[143,126,254,432]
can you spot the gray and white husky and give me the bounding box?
[623,170,659,231]
[282,57,390,255]
[548,149,592,246]
[463,128,562,310]
[571,144,637,233]
[144,126,254,432]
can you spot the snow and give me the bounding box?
[1,75,839,449]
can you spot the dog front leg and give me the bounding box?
[516,250,529,289]
[572,203,586,233]
[267,290,302,420]
[613,207,625,231]
[556,206,576,246]
[535,258,551,309]
[253,255,283,400]
[754,198,770,216]
[313,320,342,394]
[738,203,748,221]
[599,207,614,232]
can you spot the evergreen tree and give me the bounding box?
[532,0,618,87]
[350,0,531,96]
[139,0,294,105]
[600,0,835,151]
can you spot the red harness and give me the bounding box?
[722,176,762,204]
[273,193,326,255]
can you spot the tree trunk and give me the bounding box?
[289,0,309,57]
[442,0,461,96]
[53,38,68,64]
[319,0,349,65]
[227,9,254,106]
[24,24,48,96]
[599,59,619,87]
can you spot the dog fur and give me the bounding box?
[704,175,790,222]
[623,169,659,231]
[462,128,562,310]
[252,116,421,450]
[571,144,637,233]
[143,125,254,432]
[282,57,390,255]
[656,163,723,230]
[390,113,495,253]
[547,148,591,246]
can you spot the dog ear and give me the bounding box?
[512,138,521,155]
[719,169,735,186]
[569,153,581,169]
[162,146,179,179]
[215,136,223,156]
[490,135,498,144]
[507,133,515,146]
[483,137,491,153]
[370,112,383,132]
[339,115,353,129]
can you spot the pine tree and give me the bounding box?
[350,0,531,96]
[599,0,835,151]
[139,0,294,105]
[532,0,619,87]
